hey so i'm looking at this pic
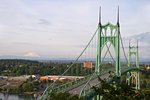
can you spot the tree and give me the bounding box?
[93,80,144,100]
[22,82,33,92]
[48,92,85,100]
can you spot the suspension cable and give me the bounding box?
[91,37,94,60]
[57,27,98,80]
[80,72,96,95]
[41,28,99,98]
[119,33,128,63]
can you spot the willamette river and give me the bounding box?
[0,93,40,100]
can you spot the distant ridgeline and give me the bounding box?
[0,59,39,64]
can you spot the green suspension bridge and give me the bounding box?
[40,7,141,100]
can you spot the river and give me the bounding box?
[0,93,40,100]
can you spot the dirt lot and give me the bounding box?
[0,78,24,89]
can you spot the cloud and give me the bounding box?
[0,0,149,60]
[38,19,51,25]
[131,32,150,44]
[14,42,34,46]
[24,52,40,57]
[121,32,150,60]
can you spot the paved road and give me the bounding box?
[68,73,110,95]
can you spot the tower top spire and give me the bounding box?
[117,6,120,24]
[99,6,101,25]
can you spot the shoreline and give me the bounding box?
[0,91,43,96]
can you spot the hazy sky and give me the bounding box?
[0,0,150,60]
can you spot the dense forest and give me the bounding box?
[0,59,95,76]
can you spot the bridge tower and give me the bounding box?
[127,41,140,89]
[95,7,121,78]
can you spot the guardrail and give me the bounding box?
[80,67,140,98]
[53,67,114,93]
[53,74,91,93]
[40,67,116,100]
[79,72,114,97]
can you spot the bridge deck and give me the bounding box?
[68,73,110,95]
[60,67,138,95]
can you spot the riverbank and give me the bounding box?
[0,76,46,97]
[0,93,40,100]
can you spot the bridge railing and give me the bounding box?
[53,67,114,93]
[80,73,114,97]
[53,74,92,93]
[40,75,91,100]
[80,67,140,98]
[40,68,96,99]
[41,67,117,99]
[79,67,115,97]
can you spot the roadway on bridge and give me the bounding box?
[68,73,110,95]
